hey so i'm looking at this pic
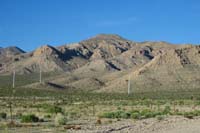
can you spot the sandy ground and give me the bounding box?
[67,116,200,133]
[2,116,200,133]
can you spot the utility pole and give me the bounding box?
[39,58,42,84]
[128,75,131,95]
[10,60,16,124]
[12,63,15,89]
[39,47,45,84]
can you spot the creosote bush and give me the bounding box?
[99,111,131,119]
[54,113,67,126]
[46,106,63,114]
[131,112,141,119]
[156,115,165,121]
[0,112,7,119]
[37,104,63,114]
[21,114,39,123]
[100,109,169,120]
[44,114,51,118]
[163,106,171,114]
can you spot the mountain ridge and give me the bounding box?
[0,34,200,93]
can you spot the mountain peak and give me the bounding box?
[5,46,25,52]
[33,45,61,57]
[0,46,25,57]
[91,34,125,40]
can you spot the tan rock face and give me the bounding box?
[1,34,200,93]
[33,45,60,57]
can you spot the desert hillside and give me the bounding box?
[0,34,200,93]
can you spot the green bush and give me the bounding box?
[156,115,165,121]
[144,112,155,118]
[0,112,7,119]
[54,113,67,126]
[192,110,200,116]
[100,110,163,120]
[140,109,154,118]
[100,112,116,119]
[21,114,39,123]
[46,106,63,114]
[66,111,79,119]
[44,114,51,118]
[100,111,131,119]
[131,112,141,119]
[15,113,22,119]
[163,106,171,114]
[174,111,183,115]
[120,112,131,119]
[183,112,194,119]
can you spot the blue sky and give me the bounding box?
[0,0,200,51]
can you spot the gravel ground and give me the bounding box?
[2,116,200,133]
[67,116,200,133]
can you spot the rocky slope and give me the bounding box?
[0,34,200,93]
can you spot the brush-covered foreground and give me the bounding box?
[1,87,200,132]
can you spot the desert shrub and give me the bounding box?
[192,110,200,116]
[156,115,165,121]
[15,113,22,119]
[44,114,51,118]
[100,111,132,119]
[54,113,67,126]
[142,99,153,107]
[143,112,155,118]
[140,109,154,118]
[131,112,141,119]
[178,100,185,105]
[100,110,165,120]
[140,110,164,119]
[117,106,122,110]
[21,114,39,123]
[174,111,183,116]
[100,112,116,119]
[38,103,63,114]
[183,112,194,119]
[120,112,131,119]
[163,106,171,114]
[46,106,63,114]
[130,110,140,113]
[0,112,7,119]
[183,110,200,119]
[96,118,102,125]
[66,111,79,120]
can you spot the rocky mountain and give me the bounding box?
[0,46,26,73]
[0,34,200,93]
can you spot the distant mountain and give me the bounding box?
[0,34,200,93]
[0,46,25,56]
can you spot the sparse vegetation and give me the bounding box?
[100,108,200,120]
[20,114,39,123]
[1,86,200,132]
[45,105,63,114]
[54,113,67,126]
[0,112,7,119]
[156,115,165,121]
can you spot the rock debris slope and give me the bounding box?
[0,34,200,92]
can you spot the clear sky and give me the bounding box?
[0,0,200,51]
